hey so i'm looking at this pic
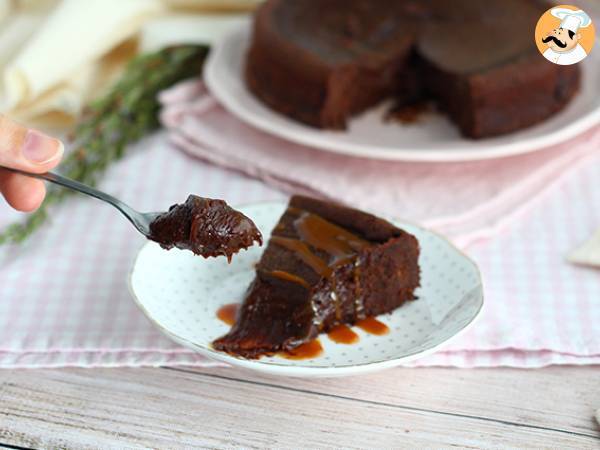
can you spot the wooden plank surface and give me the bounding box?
[0,366,598,449]
[181,365,600,437]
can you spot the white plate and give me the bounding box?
[129,202,484,377]
[204,20,600,162]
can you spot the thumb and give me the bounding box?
[0,114,64,174]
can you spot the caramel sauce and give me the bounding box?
[216,305,323,359]
[269,270,310,289]
[271,209,371,280]
[216,303,240,326]
[385,101,432,124]
[280,339,323,359]
[356,317,390,335]
[270,236,331,276]
[327,324,359,344]
[216,304,388,359]
[272,209,373,326]
[294,212,369,263]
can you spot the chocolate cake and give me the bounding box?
[149,195,262,260]
[213,195,420,358]
[245,0,580,139]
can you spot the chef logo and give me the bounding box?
[535,5,595,65]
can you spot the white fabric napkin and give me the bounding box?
[164,0,262,10]
[139,13,250,52]
[3,0,164,109]
[0,0,12,23]
[0,0,260,122]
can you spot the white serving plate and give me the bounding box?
[204,20,600,162]
[129,202,484,377]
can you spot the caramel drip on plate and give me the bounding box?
[327,324,359,344]
[280,339,323,359]
[269,270,310,289]
[356,317,390,335]
[216,302,324,359]
[216,303,240,326]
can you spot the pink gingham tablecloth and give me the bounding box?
[0,129,598,368]
[160,79,600,248]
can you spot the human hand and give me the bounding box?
[0,114,64,212]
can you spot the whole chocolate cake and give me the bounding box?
[213,196,420,358]
[245,0,580,138]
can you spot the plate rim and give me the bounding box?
[128,201,485,377]
[204,19,600,163]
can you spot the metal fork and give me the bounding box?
[2,166,161,237]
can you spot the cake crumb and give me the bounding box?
[385,101,433,124]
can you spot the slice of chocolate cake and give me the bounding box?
[213,196,420,358]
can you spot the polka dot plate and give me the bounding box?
[129,202,484,377]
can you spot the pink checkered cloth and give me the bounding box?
[0,87,598,368]
[160,79,600,248]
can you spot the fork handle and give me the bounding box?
[0,165,148,233]
[2,166,121,206]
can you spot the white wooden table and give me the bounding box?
[0,366,598,449]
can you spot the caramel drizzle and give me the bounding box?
[269,270,311,289]
[293,211,369,264]
[271,208,372,326]
[270,236,332,277]
[294,210,369,323]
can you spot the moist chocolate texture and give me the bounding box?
[246,0,580,139]
[213,195,420,358]
[149,195,262,261]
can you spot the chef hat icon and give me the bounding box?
[551,8,592,33]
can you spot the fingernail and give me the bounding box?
[22,130,64,164]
